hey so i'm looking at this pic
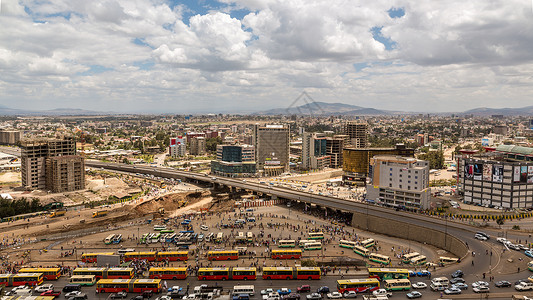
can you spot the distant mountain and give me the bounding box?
[256,101,390,115]
[463,106,533,116]
[0,106,112,116]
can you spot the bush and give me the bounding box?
[301,259,318,267]
[512,225,520,230]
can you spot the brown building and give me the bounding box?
[46,156,85,193]
[0,130,22,145]
[21,137,85,192]
[342,144,415,186]
[326,135,345,168]
[344,121,368,148]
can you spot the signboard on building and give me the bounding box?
[473,164,483,180]
[465,164,473,179]
[528,166,533,183]
[492,165,503,183]
[514,166,521,182]
[521,166,529,183]
[483,164,492,181]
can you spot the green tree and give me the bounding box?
[206,137,223,153]
[418,150,445,169]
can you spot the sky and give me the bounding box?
[0,0,533,114]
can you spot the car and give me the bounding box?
[509,243,521,251]
[495,280,511,288]
[278,288,291,295]
[496,237,508,243]
[111,292,129,299]
[452,283,468,290]
[41,290,62,297]
[297,285,311,293]
[266,292,281,300]
[169,286,181,292]
[417,270,431,277]
[343,291,357,298]
[451,270,463,278]
[526,250,533,258]
[444,287,462,295]
[142,290,154,298]
[472,281,489,289]
[200,225,209,231]
[156,297,172,300]
[35,284,54,293]
[450,277,465,284]
[283,293,301,300]
[326,292,342,299]
[67,295,88,300]
[372,289,392,297]
[131,296,144,300]
[306,293,322,300]
[474,234,487,241]
[406,291,422,299]
[317,287,329,294]
[262,289,275,295]
[473,286,490,293]
[65,291,83,298]
[411,282,427,289]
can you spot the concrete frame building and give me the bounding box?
[21,137,85,192]
[189,137,206,155]
[326,135,345,169]
[344,121,368,148]
[253,124,290,176]
[0,130,22,145]
[302,132,330,170]
[366,156,430,210]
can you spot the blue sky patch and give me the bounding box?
[133,60,155,71]
[78,65,114,76]
[370,26,396,50]
[388,7,405,18]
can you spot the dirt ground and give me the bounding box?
[0,171,20,183]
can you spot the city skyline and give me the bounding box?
[1,0,532,114]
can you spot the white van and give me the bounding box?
[233,285,255,296]
[200,225,209,231]
[431,277,449,287]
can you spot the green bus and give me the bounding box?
[304,242,322,250]
[369,253,391,265]
[308,232,324,240]
[339,240,356,249]
[140,233,149,244]
[368,268,409,280]
[401,252,419,264]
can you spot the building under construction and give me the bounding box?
[21,137,85,192]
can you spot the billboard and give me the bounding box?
[492,165,503,183]
[483,164,492,181]
[514,166,521,183]
[473,163,483,180]
[528,166,533,184]
[522,166,529,183]
[465,164,473,179]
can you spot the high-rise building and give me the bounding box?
[302,132,330,170]
[344,121,368,148]
[366,156,430,210]
[0,130,22,145]
[342,144,415,186]
[211,144,256,177]
[190,137,206,155]
[21,137,84,192]
[46,156,85,193]
[253,124,290,176]
[169,137,186,158]
[326,135,345,168]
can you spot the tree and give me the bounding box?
[418,150,445,169]
[496,216,504,228]
[206,137,223,153]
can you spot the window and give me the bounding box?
[399,185,402,189]
[415,176,418,179]
[389,184,392,187]
[408,175,411,178]
[408,186,411,190]
[399,179,402,182]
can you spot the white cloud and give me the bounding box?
[0,0,532,112]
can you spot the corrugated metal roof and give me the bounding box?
[495,145,533,155]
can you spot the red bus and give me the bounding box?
[295,267,321,280]
[124,252,157,262]
[262,267,293,280]
[0,273,44,287]
[207,250,238,261]
[18,268,61,280]
[198,268,230,280]
[80,252,115,263]
[96,279,162,294]
[271,249,302,259]
[157,251,188,262]
[149,268,188,280]
[232,267,256,280]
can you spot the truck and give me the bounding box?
[372,289,392,297]
[92,210,108,218]
[515,282,533,291]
